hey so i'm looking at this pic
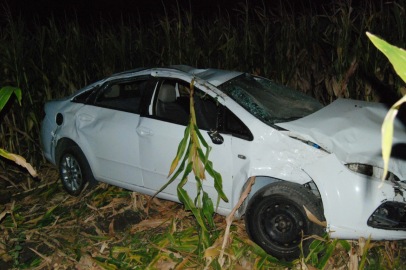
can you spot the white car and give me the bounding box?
[41,66,406,259]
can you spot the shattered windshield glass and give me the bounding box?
[218,74,323,125]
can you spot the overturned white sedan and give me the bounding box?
[41,65,406,259]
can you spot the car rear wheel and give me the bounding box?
[245,181,325,260]
[59,146,96,196]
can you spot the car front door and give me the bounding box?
[137,78,234,210]
[75,76,153,187]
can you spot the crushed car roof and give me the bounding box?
[170,65,243,86]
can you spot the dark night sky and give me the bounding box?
[4,0,328,25]
[5,0,251,22]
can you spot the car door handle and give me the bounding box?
[78,114,95,122]
[136,127,154,137]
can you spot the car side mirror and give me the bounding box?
[208,130,224,145]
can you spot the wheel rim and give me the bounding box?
[261,197,308,248]
[60,154,83,192]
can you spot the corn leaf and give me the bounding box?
[179,162,193,188]
[316,238,338,269]
[151,142,191,198]
[168,124,190,177]
[359,235,372,270]
[367,32,406,83]
[202,191,215,228]
[338,239,351,252]
[198,224,211,252]
[233,236,293,268]
[194,124,209,149]
[0,86,21,111]
[366,32,406,181]
[177,187,207,231]
[380,96,406,181]
[305,238,325,263]
[197,148,228,202]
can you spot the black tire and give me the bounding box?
[245,181,325,261]
[59,146,97,196]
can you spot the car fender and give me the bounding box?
[303,153,406,240]
[232,121,328,217]
[52,102,101,177]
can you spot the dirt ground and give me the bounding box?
[1,164,406,269]
[0,164,253,269]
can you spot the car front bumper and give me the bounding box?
[304,153,406,240]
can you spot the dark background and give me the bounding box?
[5,0,330,25]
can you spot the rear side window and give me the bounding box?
[95,80,148,114]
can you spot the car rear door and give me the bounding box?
[75,76,153,187]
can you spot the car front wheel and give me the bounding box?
[59,146,96,196]
[245,181,325,260]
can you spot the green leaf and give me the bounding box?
[202,191,215,228]
[194,124,208,148]
[380,95,406,181]
[306,238,325,263]
[367,32,406,84]
[197,148,228,202]
[177,187,207,231]
[198,224,211,252]
[255,256,267,269]
[316,238,338,269]
[233,245,249,260]
[233,236,293,268]
[93,257,118,270]
[37,205,58,227]
[194,176,203,206]
[0,148,14,160]
[168,124,190,177]
[338,239,351,252]
[152,142,191,198]
[0,86,21,112]
[366,33,406,181]
[359,235,372,270]
[179,162,193,188]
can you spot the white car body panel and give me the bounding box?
[75,105,143,186]
[277,98,406,180]
[41,66,406,241]
[304,153,406,240]
[137,117,234,211]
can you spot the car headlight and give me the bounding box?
[345,163,400,181]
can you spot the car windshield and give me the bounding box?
[218,74,323,125]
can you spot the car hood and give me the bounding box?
[277,98,406,180]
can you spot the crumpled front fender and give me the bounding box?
[304,153,406,240]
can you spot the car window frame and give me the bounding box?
[219,106,254,141]
[147,79,190,126]
[88,75,153,114]
[147,78,254,141]
[71,86,99,104]
[149,79,222,130]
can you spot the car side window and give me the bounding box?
[72,88,96,103]
[95,80,148,114]
[223,108,253,141]
[154,79,219,131]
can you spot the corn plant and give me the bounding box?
[0,87,37,179]
[366,32,406,182]
[152,80,227,261]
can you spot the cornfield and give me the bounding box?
[1,0,406,268]
[0,0,405,165]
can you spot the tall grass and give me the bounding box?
[0,0,405,167]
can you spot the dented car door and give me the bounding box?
[75,78,150,187]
